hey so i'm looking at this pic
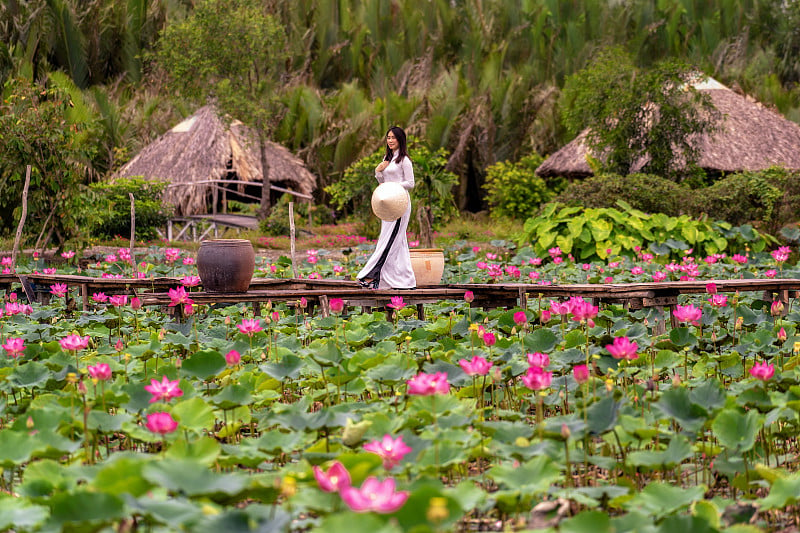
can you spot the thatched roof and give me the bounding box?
[536,78,800,178]
[116,105,316,215]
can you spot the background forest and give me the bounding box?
[3,0,800,244]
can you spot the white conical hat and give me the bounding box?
[371,182,409,221]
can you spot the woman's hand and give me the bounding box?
[376,161,390,173]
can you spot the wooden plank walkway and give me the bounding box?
[2,274,799,319]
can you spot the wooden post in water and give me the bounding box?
[11,165,32,268]
[289,202,298,278]
[129,193,138,278]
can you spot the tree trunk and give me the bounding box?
[257,136,272,220]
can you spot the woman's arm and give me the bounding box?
[399,157,415,190]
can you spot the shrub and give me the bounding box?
[483,154,556,220]
[553,173,691,216]
[518,202,774,262]
[693,168,799,235]
[86,178,172,240]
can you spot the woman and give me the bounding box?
[357,126,417,289]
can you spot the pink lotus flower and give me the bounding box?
[299,297,308,308]
[144,376,184,403]
[105,254,118,263]
[50,283,68,298]
[482,331,496,347]
[2,337,25,358]
[513,311,527,326]
[313,461,351,492]
[130,297,142,310]
[765,269,777,279]
[60,334,90,352]
[531,257,542,266]
[673,304,702,326]
[183,257,195,266]
[548,247,561,257]
[569,297,598,322]
[550,300,572,315]
[115,338,124,352]
[237,318,263,336]
[87,363,112,381]
[778,327,787,341]
[61,250,75,259]
[329,298,344,314]
[708,294,727,307]
[363,434,413,469]
[181,275,201,287]
[407,372,450,396]
[333,265,344,274]
[732,254,748,264]
[307,255,318,264]
[184,303,194,316]
[225,350,241,366]
[573,364,590,384]
[109,294,128,307]
[521,366,552,390]
[540,309,551,323]
[5,302,32,315]
[145,412,178,435]
[459,355,492,376]
[464,290,474,303]
[92,292,108,303]
[164,248,181,263]
[652,271,666,282]
[750,361,775,381]
[771,301,785,316]
[340,477,409,514]
[527,352,550,368]
[168,286,193,307]
[630,266,644,275]
[606,336,639,360]
[388,296,406,310]
[706,282,717,294]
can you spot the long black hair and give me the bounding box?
[383,126,409,164]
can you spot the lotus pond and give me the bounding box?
[1,241,800,532]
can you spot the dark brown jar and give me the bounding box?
[196,239,255,292]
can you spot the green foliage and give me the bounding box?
[560,46,721,181]
[0,76,97,243]
[693,168,800,236]
[483,154,560,220]
[84,178,172,240]
[554,173,691,217]
[519,202,774,262]
[258,195,333,236]
[325,143,458,232]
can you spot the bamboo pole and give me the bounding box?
[289,202,298,278]
[11,165,32,268]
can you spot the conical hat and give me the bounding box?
[371,182,409,221]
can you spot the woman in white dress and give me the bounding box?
[357,127,417,289]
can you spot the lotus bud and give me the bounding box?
[778,327,787,342]
[561,423,571,440]
[426,497,449,523]
[771,301,784,316]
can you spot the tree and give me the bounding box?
[560,47,721,181]
[0,75,98,245]
[155,0,286,218]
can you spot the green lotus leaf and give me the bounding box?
[712,408,762,452]
[171,396,216,432]
[91,455,154,496]
[48,490,126,525]
[142,459,248,498]
[624,482,705,519]
[181,350,226,380]
[0,495,49,530]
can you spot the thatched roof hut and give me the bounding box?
[536,78,800,178]
[116,105,316,215]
